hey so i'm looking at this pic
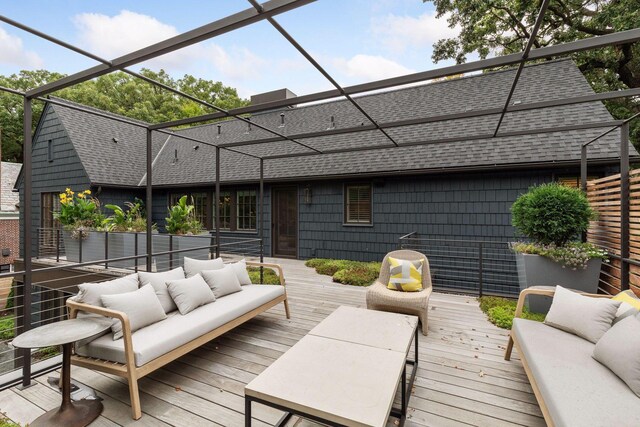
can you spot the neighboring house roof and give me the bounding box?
[32,59,634,187]
[1,162,20,212]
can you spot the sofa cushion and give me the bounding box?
[201,266,243,298]
[166,274,215,315]
[229,259,252,285]
[76,284,285,366]
[544,285,620,343]
[593,314,640,397]
[101,284,167,340]
[76,274,139,307]
[513,318,640,427]
[138,267,185,314]
[184,257,223,278]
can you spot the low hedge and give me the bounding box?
[247,267,280,285]
[305,258,381,287]
[478,296,545,329]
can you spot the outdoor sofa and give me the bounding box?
[504,286,640,427]
[66,259,289,420]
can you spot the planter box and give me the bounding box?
[105,232,149,269]
[515,253,602,313]
[62,230,106,263]
[152,234,213,271]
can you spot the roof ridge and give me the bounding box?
[48,96,152,126]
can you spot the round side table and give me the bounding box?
[12,318,112,427]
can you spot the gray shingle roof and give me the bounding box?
[48,59,630,187]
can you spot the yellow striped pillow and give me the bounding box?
[387,257,423,292]
[613,290,640,323]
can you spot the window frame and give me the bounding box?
[343,183,373,226]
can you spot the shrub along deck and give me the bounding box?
[0,258,543,426]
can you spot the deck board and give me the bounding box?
[0,258,540,426]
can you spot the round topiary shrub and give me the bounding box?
[511,182,595,246]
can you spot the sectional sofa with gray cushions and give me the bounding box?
[504,286,640,427]
[67,258,290,420]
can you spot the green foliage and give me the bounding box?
[0,417,20,427]
[5,285,14,310]
[511,241,608,269]
[511,183,594,246]
[165,195,204,235]
[0,315,14,340]
[478,296,545,329]
[425,0,640,147]
[103,201,152,232]
[305,258,382,287]
[247,267,281,285]
[53,188,104,235]
[0,69,249,163]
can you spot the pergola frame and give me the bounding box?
[0,0,638,388]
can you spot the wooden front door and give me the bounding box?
[272,186,298,258]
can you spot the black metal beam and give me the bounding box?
[620,122,630,291]
[249,0,399,148]
[215,146,221,259]
[23,0,316,98]
[146,129,153,271]
[493,0,550,136]
[20,97,33,387]
[0,85,25,97]
[583,111,640,147]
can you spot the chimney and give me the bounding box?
[250,88,297,107]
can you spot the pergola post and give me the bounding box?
[259,158,265,282]
[19,97,33,388]
[215,146,221,259]
[620,122,630,291]
[580,144,588,242]
[146,128,153,271]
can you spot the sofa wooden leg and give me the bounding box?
[128,373,142,420]
[284,299,291,319]
[504,335,514,361]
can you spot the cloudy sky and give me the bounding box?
[0,0,463,99]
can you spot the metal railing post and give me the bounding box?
[78,233,83,263]
[478,242,484,297]
[260,239,264,284]
[169,234,174,270]
[620,122,630,291]
[56,229,60,262]
[134,233,139,273]
[104,231,109,269]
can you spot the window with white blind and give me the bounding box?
[344,184,372,224]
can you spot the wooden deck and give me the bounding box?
[0,258,542,427]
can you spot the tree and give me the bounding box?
[426,0,640,146]
[0,69,249,162]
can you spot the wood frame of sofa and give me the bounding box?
[66,261,290,420]
[503,286,613,427]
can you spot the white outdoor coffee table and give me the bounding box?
[245,306,419,427]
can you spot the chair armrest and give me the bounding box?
[514,286,612,319]
[245,261,286,286]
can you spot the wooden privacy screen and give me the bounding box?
[587,170,640,296]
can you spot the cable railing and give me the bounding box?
[398,232,520,298]
[0,230,264,390]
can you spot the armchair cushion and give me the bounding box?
[613,290,640,324]
[387,257,423,292]
[101,284,167,340]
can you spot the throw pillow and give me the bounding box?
[593,314,640,397]
[201,266,243,298]
[76,274,139,307]
[184,257,224,278]
[229,259,252,285]
[100,284,167,340]
[138,267,185,314]
[544,286,621,343]
[613,290,640,324]
[166,274,216,315]
[387,257,423,292]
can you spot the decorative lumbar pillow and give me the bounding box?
[166,274,215,315]
[544,286,621,343]
[201,266,243,298]
[229,259,252,285]
[387,257,424,292]
[100,284,167,340]
[184,257,224,278]
[138,267,185,314]
[76,274,139,307]
[592,314,640,397]
[612,290,640,324]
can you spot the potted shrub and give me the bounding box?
[102,200,153,268]
[154,195,211,268]
[511,182,607,313]
[54,188,105,263]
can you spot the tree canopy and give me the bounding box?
[426,0,640,146]
[0,69,249,162]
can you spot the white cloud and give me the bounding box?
[334,54,415,81]
[372,11,460,54]
[203,44,265,80]
[0,27,43,68]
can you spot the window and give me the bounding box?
[218,192,232,230]
[41,192,61,253]
[47,140,54,162]
[237,190,257,231]
[344,184,372,224]
[170,192,209,228]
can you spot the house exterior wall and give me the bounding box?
[0,217,19,268]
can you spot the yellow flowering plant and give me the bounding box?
[54,188,104,237]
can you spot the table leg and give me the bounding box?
[30,343,103,427]
[245,396,252,427]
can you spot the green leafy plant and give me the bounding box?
[247,267,280,285]
[53,188,104,238]
[305,258,381,287]
[0,315,14,340]
[511,241,608,270]
[165,195,204,235]
[103,201,152,232]
[478,296,545,329]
